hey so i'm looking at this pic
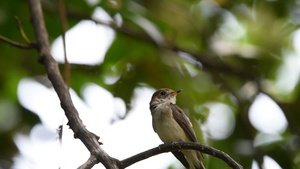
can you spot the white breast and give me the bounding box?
[152,103,189,143]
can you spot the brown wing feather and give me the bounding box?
[170,103,197,142]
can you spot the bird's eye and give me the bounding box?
[160,91,166,95]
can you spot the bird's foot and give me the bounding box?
[158,144,164,150]
[171,142,181,149]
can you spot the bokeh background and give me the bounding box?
[0,0,300,169]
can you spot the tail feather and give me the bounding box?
[194,160,205,169]
[195,151,205,169]
[181,150,205,169]
[172,151,190,169]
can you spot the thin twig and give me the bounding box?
[0,35,36,49]
[58,0,71,86]
[14,16,31,43]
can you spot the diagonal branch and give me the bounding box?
[120,142,243,169]
[26,0,119,168]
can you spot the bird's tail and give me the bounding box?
[195,151,205,169]
[182,150,205,169]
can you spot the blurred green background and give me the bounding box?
[0,0,300,168]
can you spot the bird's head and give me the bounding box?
[150,88,181,106]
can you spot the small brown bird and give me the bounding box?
[150,88,205,169]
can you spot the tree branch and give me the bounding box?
[0,34,36,49]
[27,0,119,168]
[120,142,243,169]
[78,154,99,169]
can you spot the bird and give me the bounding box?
[149,88,205,169]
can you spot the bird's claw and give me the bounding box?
[158,144,164,150]
[171,142,181,149]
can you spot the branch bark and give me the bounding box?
[78,154,99,169]
[27,0,119,168]
[120,142,243,169]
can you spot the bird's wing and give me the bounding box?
[170,103,197,142]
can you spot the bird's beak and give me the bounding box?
[172,89,182,96]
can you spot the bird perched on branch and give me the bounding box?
[150,88,205,169]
